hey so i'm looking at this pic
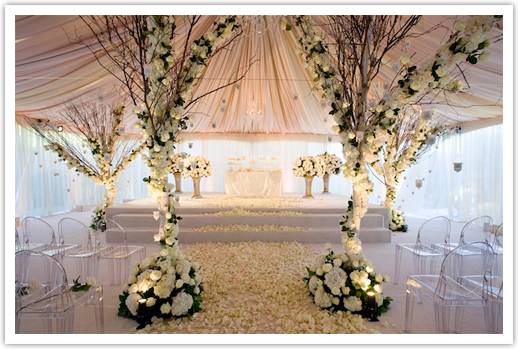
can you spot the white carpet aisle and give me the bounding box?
[16,207,494,334]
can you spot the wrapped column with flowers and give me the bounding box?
[317,152,342,193]
[292,156,325,198]
[182,156,212,198]
[82,15,245,328]
[289,14,501,317]
[170,153,189,193]
[26,102,143,232]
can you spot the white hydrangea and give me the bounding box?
[324,267,347,290]
[171,291,194,316]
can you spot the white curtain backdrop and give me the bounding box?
[15,122,502,223]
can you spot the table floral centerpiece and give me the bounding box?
[292,156,325,198]
[171,153,189,193]
[183,156,212,198]
[317,152,342,194]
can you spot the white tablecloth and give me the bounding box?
[224,169,283,197]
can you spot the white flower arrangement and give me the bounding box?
[317,152,342,175]
[389,208,408,232]
[118,248,202,328]
[182,156,212,178]
[305,245,392,318]
[170,152,189,174]
[292,156,325,177]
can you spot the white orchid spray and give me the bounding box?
[27,102,143,231]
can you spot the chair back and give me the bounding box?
[16,228,22,251]
[21,216,56,247]
[107,217,129,247]
[459,216,493,246]
[58,217,93,249]
[435,241,495,298]
[15,250,69,311]
[416,216,451,248]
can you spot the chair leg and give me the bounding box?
[404,290,416,333]
[454,306,464,333]
[394,245,402,285]
[94,300,104,333]
[434,303,451,333]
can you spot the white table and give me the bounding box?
[224,169,283,197]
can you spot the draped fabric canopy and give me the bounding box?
[15,15,503,135]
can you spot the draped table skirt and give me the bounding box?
[224,169,283,197]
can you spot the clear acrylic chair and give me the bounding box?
[58,217,104,283]
[434,216,493,275]
[394,216,450,285]
[16,250,104,333]
[100,218,146,286]
[404,241,495,333]
[21,216,57,253]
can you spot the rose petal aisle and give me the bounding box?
[139,242,370,334]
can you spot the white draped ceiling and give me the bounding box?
[16,15,503,135]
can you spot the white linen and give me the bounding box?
[224,169,283,197]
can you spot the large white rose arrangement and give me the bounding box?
[118,247,202,328]
[305,240,392,318]
[292,156,325,177]
[182,155,212,178]
[317,152,342,175]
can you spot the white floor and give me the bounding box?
[16,207,496,334]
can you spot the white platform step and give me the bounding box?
[105,200,391,244]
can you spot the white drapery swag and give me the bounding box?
[15,123,502,223]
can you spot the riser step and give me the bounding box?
[105,213,385,229]
[105,226,391,244]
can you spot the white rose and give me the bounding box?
[333,258,342,267]
[146,297,156,307]
[175,279,184,289]
[125,293,142,316]
[160,302,171,314]
[322,263,333,273]
[150,270,162,281]
[128,283,139,294]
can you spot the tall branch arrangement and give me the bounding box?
[26,102,143,231]
[371,16,501,231]
[371,106,440,210]
[82,15,244,327]
[291,15,501,317]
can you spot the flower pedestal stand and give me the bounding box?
[174,172,182,193]
[303,176,314,199]
[322,173,330,194]
[192,176,202,199]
